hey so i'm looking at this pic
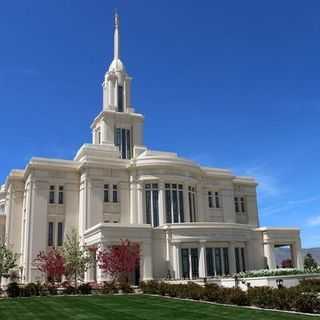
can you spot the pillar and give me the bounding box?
[137,182,144,224]
[172,243,181,279]
[199,241,206,278]
[141,242,153,281]
[292,240,304,270]
[229,242,236,274]
[264,242,276,270]
[158,181,165,226]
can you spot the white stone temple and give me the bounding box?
[0,14,303,284]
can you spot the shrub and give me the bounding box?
[6,282,20,298]
[293,292,320,314]
[203,284,224,303]
[247,286,275,308]
[61,281,76,295]
[21,283,39,297]
[78,283,92,295]
[223,288,249,306]
[297,279,320,293]
[101,281,118,294]
[119,282,133,293]
[140,281,160,294]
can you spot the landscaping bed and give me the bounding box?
[140,280,320,314]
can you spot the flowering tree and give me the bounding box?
[0,243,18,284]
[63,229,92,289]
[281,259,293,268]
[33,247,65,282]
[97,239,140,284]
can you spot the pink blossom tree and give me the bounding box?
[97,239,140,284]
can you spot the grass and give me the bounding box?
[0,295,318,320]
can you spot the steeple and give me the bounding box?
[108,11,125,73]
[91,13,144,160]
[114,11,120,60]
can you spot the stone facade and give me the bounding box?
[0,14,303,284]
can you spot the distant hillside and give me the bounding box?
[275,247,320,266]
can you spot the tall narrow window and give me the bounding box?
[240,197,246,213]
[223,248,229,275]
[98,129,101,144]
[235,248,241,273]
[208,192,213,208]
[49,186,55,204]
[181,248,190,279]
[114,128,131,159]
[104,184,109,203]
[215,192,220,208]
[117,85,124,112]
[145,184,159,227]
[165,184,184,223]
[191,248,199,278]
[234,197,240,213]
[188,186,196,222]
[48,222,54,247]
[57,222,63,246]
[206,248,215,276]
[241,247,246,272]
[112,185,118,203]
[215,248,222,276]
[58,186,64,204]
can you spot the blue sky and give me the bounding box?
[0,1,319,248]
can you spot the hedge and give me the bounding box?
[140,281,320,314]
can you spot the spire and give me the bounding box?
[114,11,120,60]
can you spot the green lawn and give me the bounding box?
[0,295,318,320]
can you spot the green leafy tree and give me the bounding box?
[63,229,92,289]
[304,253,318,270]
[0,243,18,284]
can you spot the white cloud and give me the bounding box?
[307,215,320,227]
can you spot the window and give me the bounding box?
[241,247,246,272]
[240,197,246,213]
[206,248,215,276]
[215,192,220,208]
[115,128,131,159]
[181,248,189,279]
[117,85,124,112]
[191,248,199,278]
[112,185,118,203]
[188,186,196,222]
[98,129,101,144]
[57,222,63,246]
[165,184,184,223]
[104,184,109,203]
[208,191,221,209]
[235,247,241,273]
[206,247,229,277]
[145,184,159,227]
[208,192,213,208]
[223,248,229,275]
[49,186,55,204]
[215,248,222,276]
[48,222,54,247]
[58,186,64,204]
[234,197,240,213]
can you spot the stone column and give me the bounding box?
[100,119,107,145]
[141,241,153,281]
[229,242,236,274]
[158,181,165,226]
[292,240,304,270]
[183,183,190,223]
[137,183,144,224]
[199,241,207,278]
[129,175,138,224]
[172,243,181,279]
[264,242,276,270]
[196,184,204,222]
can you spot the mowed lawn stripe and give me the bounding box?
[0,295,317,320]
